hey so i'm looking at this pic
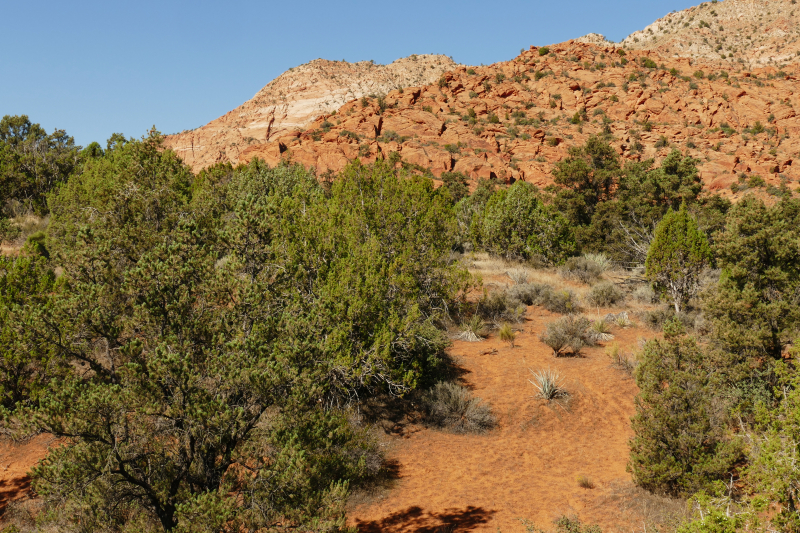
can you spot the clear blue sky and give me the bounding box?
[2,0,701,147]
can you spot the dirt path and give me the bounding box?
[349,307,654,533]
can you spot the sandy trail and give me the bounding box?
[350,306,655,533]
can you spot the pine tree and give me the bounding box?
[645,202,711,313]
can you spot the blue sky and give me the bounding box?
[2,0,701,146]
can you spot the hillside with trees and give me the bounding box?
[2,0,800,531]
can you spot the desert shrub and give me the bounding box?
[507,282,551,306]
[0,217,21,243]
[505,283,579,314]
[586,281,625,307]
[577,475,595,488]
[640,306,676,329]
[423,381,496,434]
[11,143,468,530]
[559,256,604,284]
[478,290,526,323]
[0,115,83,217]
[498,323,517,346]
[472,180,575,263]
[646,203,711,313]
[529,368,569,400]
[541,288,580,314]
[555,515,602,533]
[540,315,594,356]
[538,47,550,56]
[703,195,800,359]
[632,284,657,304]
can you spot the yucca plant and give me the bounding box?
[591,319,614,342]
[615,312,634,328]
[529,368,569,400]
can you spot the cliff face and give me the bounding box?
[163,55,457,172]
[621,0,800,66]
[239,42,800,199]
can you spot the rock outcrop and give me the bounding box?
[238,42,800,200]
[163,55,457,172]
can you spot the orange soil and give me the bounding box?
[349,305,655,533]
[0,434,52,515]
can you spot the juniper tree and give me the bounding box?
[0,114,82,216]
[471,180,575,263]
[628,319,741,497]
[703,196,800,360]
[645,202,711,313]
[5,134,468,531]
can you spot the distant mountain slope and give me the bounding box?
[239,41,800,199]
[621,0,800,67]
[163,55,457,171]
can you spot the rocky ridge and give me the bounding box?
[238,42,800,199]
[163,55,457,171]
[621,0,800,66]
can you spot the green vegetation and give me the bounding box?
[3,93,800,531]
[0,133,470,531]
[646,203,711,313]
[468,180,574,263]
[629,320,742,496]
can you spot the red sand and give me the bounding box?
[349,307,654,532]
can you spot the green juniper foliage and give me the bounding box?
[703,196,800,360]
[628,319,742,497]
[3,133,469,531]
[470,180,575,263]
[645,203,711,313]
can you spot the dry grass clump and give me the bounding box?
[540,315,596,357]
[632,284,657,304]
[577,475,595,489]
[498,323,516,347]
[506,268,530,285]
[586,281,625,307]
[529,368,569,400]
[582,252,613,272]
[422,381,496,434]
[605,311,634,328]
[456,315,489,342]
